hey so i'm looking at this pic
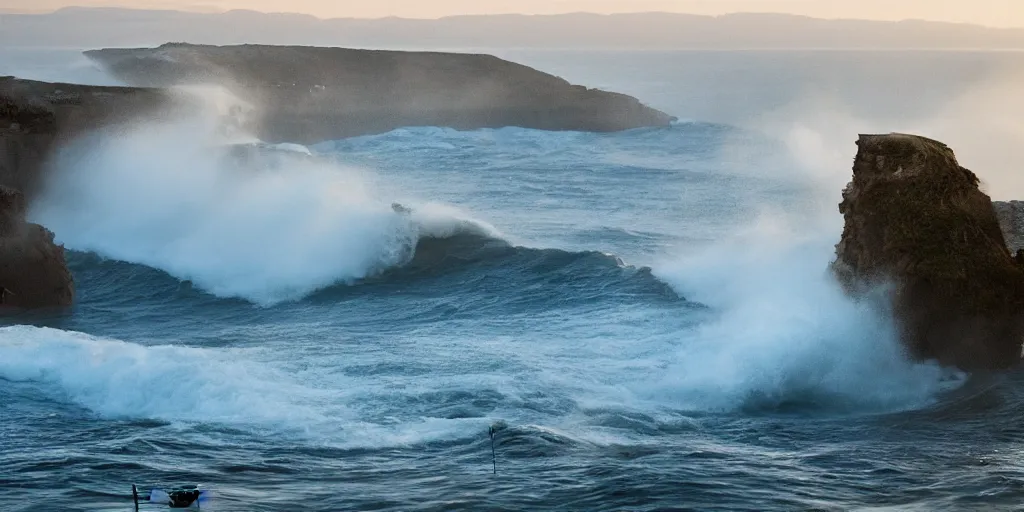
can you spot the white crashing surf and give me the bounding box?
[647,211,965,414]
[29,87,502,306]
[0,326,484,448]
[0,325,323,424]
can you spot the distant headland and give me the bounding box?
[84,44,675,144]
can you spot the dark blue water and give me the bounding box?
[4,50,1024,511]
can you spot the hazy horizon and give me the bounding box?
[3,0,1024,29]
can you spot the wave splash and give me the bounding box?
[29,91,501,305]
[0,325,321,424]
[650,212,964,414]
[0,326,481,447]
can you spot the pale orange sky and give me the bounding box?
[4,0,1024,28]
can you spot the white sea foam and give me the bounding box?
[0,326,484,447]
[648,210,962,413]
[29,88,500,305]
[0,325,323,424]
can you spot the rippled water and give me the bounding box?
[4,50,1024,511]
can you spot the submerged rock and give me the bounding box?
[85,43,676,143]
[833,133,1024,370]
[0,185,73,308]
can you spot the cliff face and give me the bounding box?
[1,88,59,197]
[0,185,74,308]
[0,76,175,196]
[834,133,1024,370]
[85,44,676,144]
[0,77,184,308]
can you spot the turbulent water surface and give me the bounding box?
[3,50,1024,511]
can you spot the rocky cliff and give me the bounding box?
[0,76,175,196]
[0,77,184,308]
[833,133,1024,370]
[0,185,74,308]
[85,44,676,144]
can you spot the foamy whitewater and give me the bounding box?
[4,50,1024,511]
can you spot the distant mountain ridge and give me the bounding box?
[3,8,1024,49]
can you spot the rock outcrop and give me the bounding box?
[0,185,73,308]
[0,77,184,308]
[0,76,175,195]
[85,43,676,144]
[833,133,1024,370]
[1,86,60,197]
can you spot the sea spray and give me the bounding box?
[649,211,962,413]
[0,325,324,424]
[0,325,486,447]
[731,68,1024,200]
[28,86,500,305]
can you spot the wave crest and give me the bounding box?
[0,326,483,448]
[29,103,504,305]
[649,212,965,414]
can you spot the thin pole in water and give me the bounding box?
[488,425,497,475]
[132,484,139,511]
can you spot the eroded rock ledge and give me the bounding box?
[0,77,185,307]
[0,185,73,308]
[1,76,176,196]
[834,133,1024,370]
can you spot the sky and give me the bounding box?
[3,0,1024,28]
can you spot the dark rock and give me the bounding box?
[0,185,73,308]
[0,76,177,196]
[833,133,1024,370]
[84,43,676,144]
[0,181,27,236]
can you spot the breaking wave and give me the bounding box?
[0,325,483,448]
[648,211,966,414]
[28,103,512,305]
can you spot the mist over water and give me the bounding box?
[0,47,124,86]
[652,213,958,413]
[501,49,1024,198]
[31,88,502,305]
[4,49,1024,511]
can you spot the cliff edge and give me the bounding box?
[833,133,1024,370]
[0,77,184,308]
[85,43,676,144]
[1,76,175,196]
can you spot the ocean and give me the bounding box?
[2,49,1024,511]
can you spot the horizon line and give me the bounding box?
[4,6,1022,31]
